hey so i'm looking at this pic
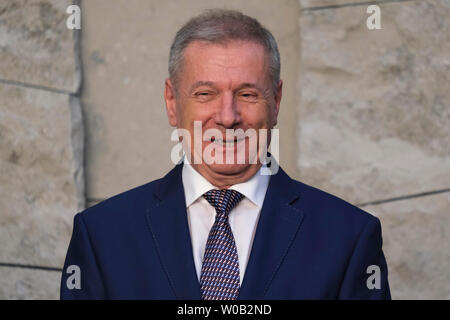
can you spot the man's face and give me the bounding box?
[164,40,282,186]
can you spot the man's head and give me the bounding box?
[164,9,282,188]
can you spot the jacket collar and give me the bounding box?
[181,161,270,208]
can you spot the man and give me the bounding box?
[61,9,390,299]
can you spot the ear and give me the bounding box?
[272,80,283,127]
[164,78,178,127]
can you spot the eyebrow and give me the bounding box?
[188,81,265,94]
[189,81,216,93]
[234,83,264,93]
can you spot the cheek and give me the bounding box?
[241,104,272,128]
[176,100,211,127]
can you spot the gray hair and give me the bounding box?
[168,9,280,94]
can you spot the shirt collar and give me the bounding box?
[181,162,270,209]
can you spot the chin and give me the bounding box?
[206,162,257,176]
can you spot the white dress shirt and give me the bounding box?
[181,162,270,285]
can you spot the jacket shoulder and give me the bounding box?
[289,178,378,232]
[77,176,163,224]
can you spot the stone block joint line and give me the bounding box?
[0,262,62,272]
[357,188,450,207]
[0,78,74,96]
[302,0,417,12]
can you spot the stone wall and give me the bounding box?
[298,0,450,299]
[0,0,448,299]
[0,0,84,299]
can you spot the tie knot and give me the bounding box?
[203,189,244,215]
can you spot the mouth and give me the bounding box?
[210,137,245,145]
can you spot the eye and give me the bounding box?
[239,92,258,101]
[194,90,216,97]
[193,91,216,102]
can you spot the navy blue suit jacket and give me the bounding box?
[60,164,391,299]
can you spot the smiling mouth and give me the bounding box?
[210,137,246,144]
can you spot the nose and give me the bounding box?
[216,92,241,128]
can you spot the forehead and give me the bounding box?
[180,40,270,87]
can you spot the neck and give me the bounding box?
[191,163,262,189]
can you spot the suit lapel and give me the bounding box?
[145,164,202,299]
[238,167,304,300]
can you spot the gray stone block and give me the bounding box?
[0,266,60,299]
[0,83,84,268]
[365,192,450,299]
[82,0,300,200]
[0,0,80,93]
[298,0,450,204]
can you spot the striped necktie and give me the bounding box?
[200,189,244,300]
